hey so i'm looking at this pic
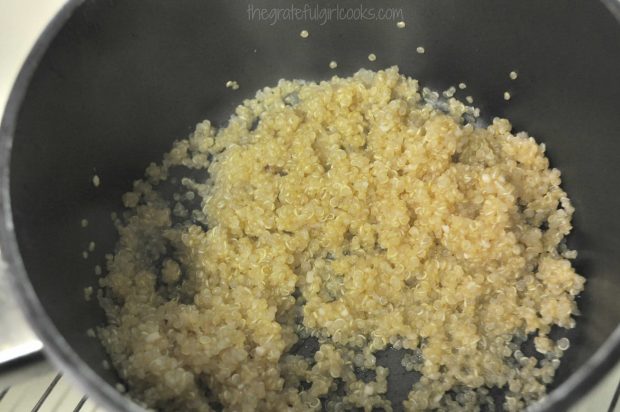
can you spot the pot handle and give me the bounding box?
[0,253,42,367]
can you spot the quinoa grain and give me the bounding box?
[225,80,239,90]
[98,67,584,412]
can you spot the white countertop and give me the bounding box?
[0,0,618,411]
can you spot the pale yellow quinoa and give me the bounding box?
[97,67,585,412]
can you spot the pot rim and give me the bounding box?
[0,1,619,411]
[0,1,145,411]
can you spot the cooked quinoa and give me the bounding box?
[225,81,240,91]
[97,67,584,412]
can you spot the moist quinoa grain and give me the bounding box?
[225,80,240,91]
[97,67,584,412]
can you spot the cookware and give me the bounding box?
[2,0,620,410]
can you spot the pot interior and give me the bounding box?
[5,0,620,410]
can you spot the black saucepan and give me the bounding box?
[1,0,620,411]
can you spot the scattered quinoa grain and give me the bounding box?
[510,70,519,80]
[80,219,88,228]
[92,174,100,187]
[396,21,406,29]
[367,53,376,62]
[86,328,96,338]
[225,80,239,90]
[88,241,96,252]
[466,95,474,104]
[557,338,571,351]
[122,192,140,208]
[84,286,93,301]
[443,86,456,98]
[416,46,425,54]
[504,91,512,100]
[329,60,338,69]
[563,249,578,259]
[458,82,467,90]
[82,251,88,259]
[94,265,102,276]
[300,29,309,38]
